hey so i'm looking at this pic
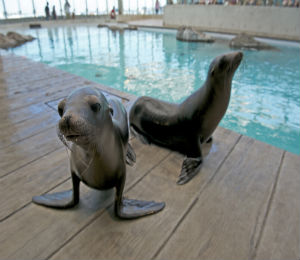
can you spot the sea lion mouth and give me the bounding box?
[65,134,85,141]
[227,52,243,73]
[233,52,243,67]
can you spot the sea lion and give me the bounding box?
[32,87,165,219]
[129,51,243,185]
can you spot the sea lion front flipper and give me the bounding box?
[32,190,77,208]
[32,172,80,209]
[114,173,165,219]
[177,157,202,185]
[126,143,136,166]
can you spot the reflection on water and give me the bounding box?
[10,26,300,155]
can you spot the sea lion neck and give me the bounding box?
[87,114,115,154]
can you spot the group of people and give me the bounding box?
[45,0,73,20]
[44,2,56,20]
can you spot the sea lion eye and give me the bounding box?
[90,102,101,112]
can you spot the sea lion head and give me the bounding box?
[207,51,243,87]
[57,87,112,147]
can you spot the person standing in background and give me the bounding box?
[52,5,57,19]
[64,0,71,18]
[155,0,160,14]
[45,2,50,20]
[110,6,116,19]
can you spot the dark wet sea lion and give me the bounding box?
[32,87,165,219]
[129,52,243,185]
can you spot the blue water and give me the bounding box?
[10,26,300,154]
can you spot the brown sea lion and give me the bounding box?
[129,52,243,185]
[32,87,165,219]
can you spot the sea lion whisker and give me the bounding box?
[56,126,71,151]
[56,125,93,168]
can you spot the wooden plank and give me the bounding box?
[0,126,62,177]
[0,139,170,260]
[0,54,135,112]
[0,102,53,128]
[47,127,241,260]
[0,148,67,221]
[0,69,76,95]
[0,71,72,98]
[0,74,86,110]
[0,54,134,105]
[0,55,39,73]
[0,109,59,148]
[0,77,128,113]
[155,137,284,260]
[255,152,300,260]
[0,54,45,72]
[0,66,68,92]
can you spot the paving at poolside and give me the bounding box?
[0,33,299,260]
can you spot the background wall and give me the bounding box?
[163,5,300,41]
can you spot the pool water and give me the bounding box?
[10,26,300,155]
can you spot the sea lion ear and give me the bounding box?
[109,105,114,116]
[58,98,66,117]
[210,67,215,77]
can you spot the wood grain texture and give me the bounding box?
[0,127,62,177]
[49,127,241,260]
[0,147,67,221]
[155,137,284,260]
[0,102,52,128]
[255,152,300,260]
[0,109,59,148]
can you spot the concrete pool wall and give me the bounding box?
[1,8,299,41]
[163,5,300,41]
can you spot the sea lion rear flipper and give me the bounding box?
[177,157,202,185]
[126,143,136,166]
[32,172,80,209]
[117,198,165,219]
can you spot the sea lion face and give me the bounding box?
[57,87,111,147]
[208,51,243,86]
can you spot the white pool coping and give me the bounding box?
[138,27,300,48]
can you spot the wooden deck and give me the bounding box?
[0,52,299,260]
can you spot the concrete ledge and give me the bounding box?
[117,14,163,23]
[0,16,107,31]
[163,5,300,41]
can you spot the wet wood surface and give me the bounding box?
[0,53,299,260]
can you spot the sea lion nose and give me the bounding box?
[64,115,71,128]
[236,51,243,60]
[59,114,72,131]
